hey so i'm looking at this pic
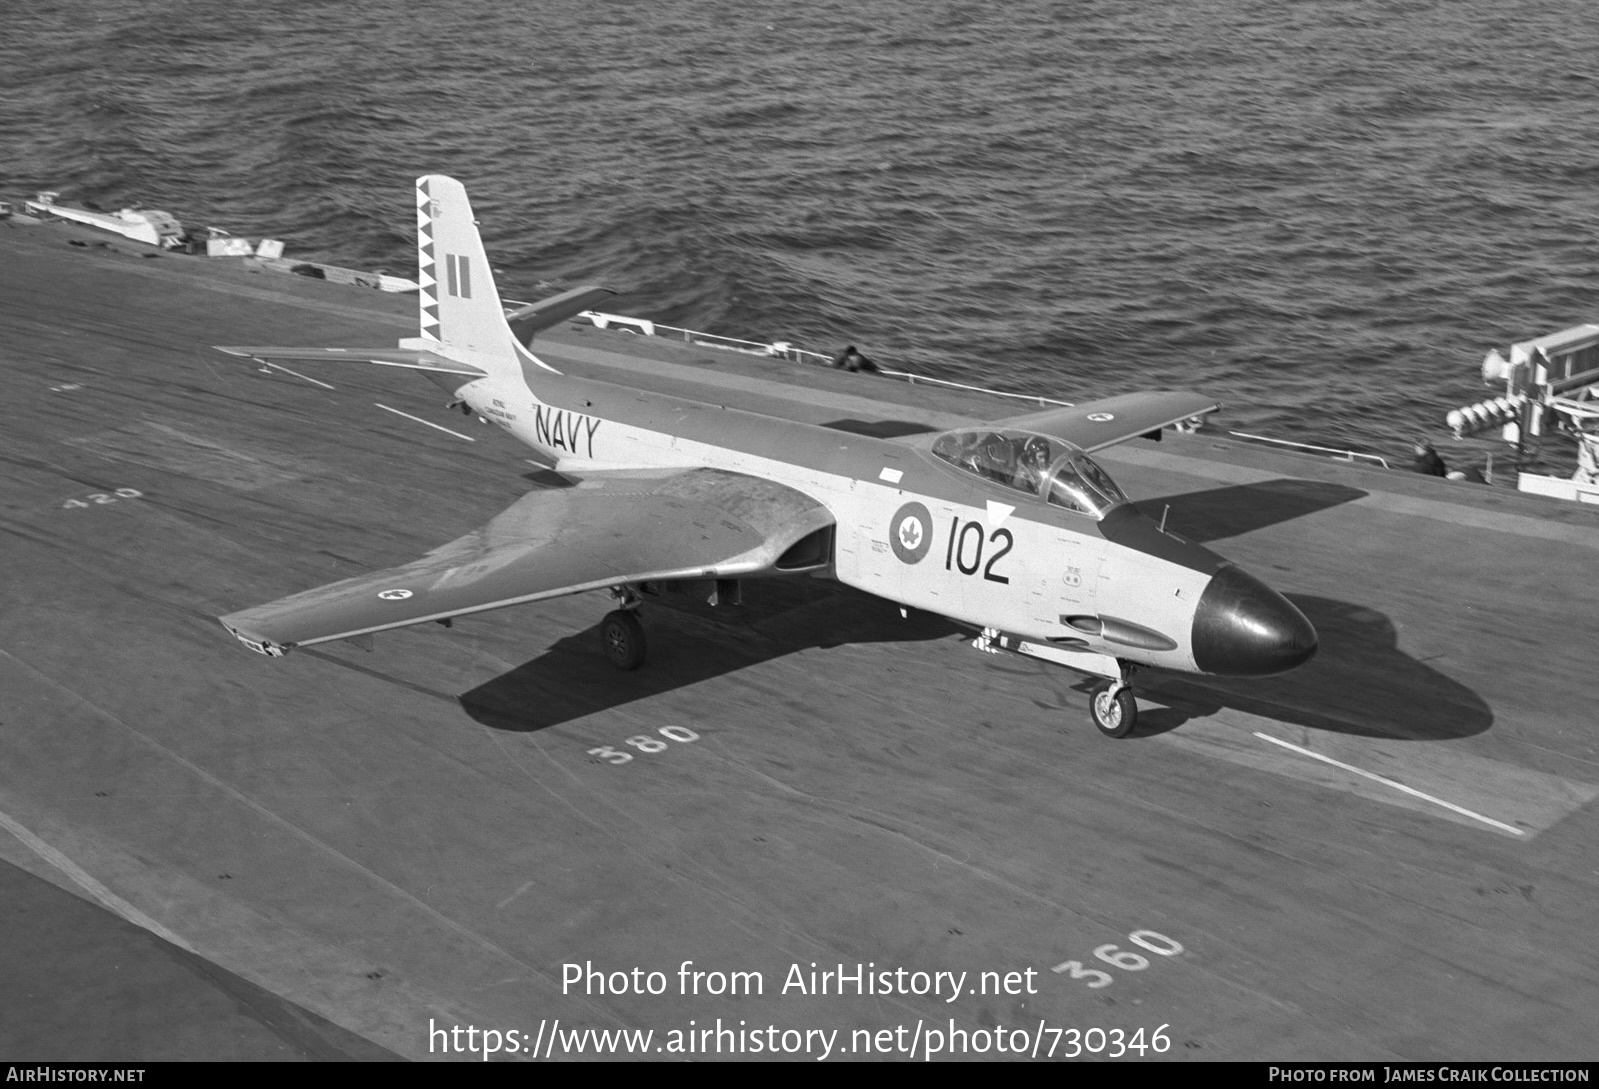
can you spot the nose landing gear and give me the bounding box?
[1089,664,1139,738]
[969,630,1143,738]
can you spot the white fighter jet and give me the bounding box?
[217,175,1316,737]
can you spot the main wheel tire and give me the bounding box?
[600,609,646,670]
[1090,683,1137,738]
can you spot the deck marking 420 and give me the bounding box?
[61,488,143,510]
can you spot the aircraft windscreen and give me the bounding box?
[1076,455,1127,507]
[1044,453,1128,517]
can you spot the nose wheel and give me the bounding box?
[1089,674,1138,738]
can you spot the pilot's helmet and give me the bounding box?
[1021,436,1052,469]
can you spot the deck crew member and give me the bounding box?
[832,345,878,373]
[1411,438,1448,477]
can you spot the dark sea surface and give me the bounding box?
[4,0,1597,463]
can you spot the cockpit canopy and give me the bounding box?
[931,428,1129,518]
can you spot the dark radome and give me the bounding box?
[1191,564,1318,676]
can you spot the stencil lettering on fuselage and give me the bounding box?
[533,406,601,458]
[1057,534,1105,607]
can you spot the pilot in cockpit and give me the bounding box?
[1013,436,1053,494]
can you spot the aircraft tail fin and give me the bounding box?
[413,175,548,376]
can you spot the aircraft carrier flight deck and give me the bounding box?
[2,219,1596,1061]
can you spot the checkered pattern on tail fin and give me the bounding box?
[416,179,442,341]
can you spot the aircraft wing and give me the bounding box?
[990,391,1221,453]
[215,346,488,377]
[220,468,833,656]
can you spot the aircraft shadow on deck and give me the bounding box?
[1137,478,1367,543]
[464,479,1489,740]
[460,580,958,733]
[460,588,1490,741]
[1127,594,1493,741]
[1115,479,1492,739]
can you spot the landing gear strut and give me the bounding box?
[600,586,646,670]
[966,629,1143,738]
[1089,664,1138,739]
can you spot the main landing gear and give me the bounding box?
[1089,665,1139,739]
[600,586,646,671]
[598,580,746,670]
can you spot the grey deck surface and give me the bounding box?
[2,220,1597,1062]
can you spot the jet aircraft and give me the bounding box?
[216,175,1317,737]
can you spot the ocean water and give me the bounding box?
[4,0,1597,463]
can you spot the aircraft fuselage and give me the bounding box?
[447,353,1310,680]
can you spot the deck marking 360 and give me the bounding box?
[1051,929,1183,989]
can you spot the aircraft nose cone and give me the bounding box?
[1191,565,1318,676]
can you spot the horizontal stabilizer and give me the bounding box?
[214,346,488,378]
[506,285,617,347]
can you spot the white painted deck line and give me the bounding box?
[375,402,477,442]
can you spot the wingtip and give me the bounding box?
[218,617,289,658]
